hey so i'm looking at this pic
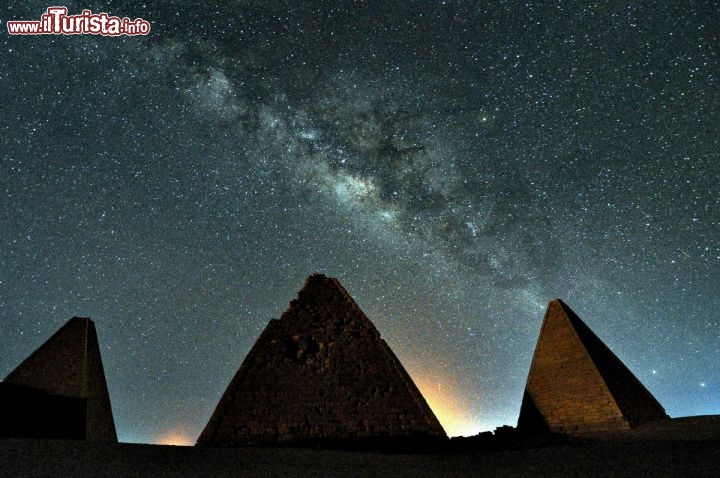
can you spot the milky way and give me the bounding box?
[1,1,718,442]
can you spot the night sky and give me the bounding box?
[1,1,718,444]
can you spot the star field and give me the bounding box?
[1,1,718,442]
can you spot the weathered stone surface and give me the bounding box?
[2,317,117,442]
[517,299,667,435]
[198,274,446,446]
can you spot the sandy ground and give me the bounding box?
[1,417,718,477]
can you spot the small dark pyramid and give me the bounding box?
[2,317,117,441]
[517,299,668,435]
[197,274,446,446]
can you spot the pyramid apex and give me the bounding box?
[68,316,93,326]
[69,316,93,321]
[304,272,330,282]
[288,274,355,312]
[545,299,582,323]
[547,298,568,308]
[301,273,344,290]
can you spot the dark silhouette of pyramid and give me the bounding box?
[197,274,446,446]
[2,317,117,441]
[517,299,667,434]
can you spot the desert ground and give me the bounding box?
[1,416,718,477]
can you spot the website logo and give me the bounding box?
[7,7,151,36]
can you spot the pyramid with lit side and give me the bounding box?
[198,274,446,446]
[1,317,117,441]
[517,299,668,434]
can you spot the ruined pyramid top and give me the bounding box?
[198,274,446,446]
[278,273,381,332]
[3,317,117,442]
[517,299,667,434]
[289,273,358,308]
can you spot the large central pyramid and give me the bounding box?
[197,274,446,446]
[517,299,667,435]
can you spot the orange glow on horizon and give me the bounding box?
[413,374,484,438]
[155,430,195,446]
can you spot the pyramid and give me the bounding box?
[197,274,446,446]
[517,299,667,434]
[1,317,117,441]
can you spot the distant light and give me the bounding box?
[156,430,194,446]
[413,375,483,438]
